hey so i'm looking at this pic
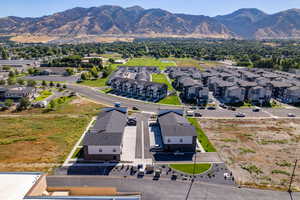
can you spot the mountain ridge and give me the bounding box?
[1,5,300,39]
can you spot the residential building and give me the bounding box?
[248,86,272,104]
[223,86,246,104]
[83,107,127,161]
[282,86,300,104]
[110,78,167,102]
[0,86,36,101]
[158,110,197,152]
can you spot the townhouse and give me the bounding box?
[82,107,127,161]
[110,78,168,101]
[157,110,197,152]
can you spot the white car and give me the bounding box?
[288,113,296,117]
[235,112,246,117]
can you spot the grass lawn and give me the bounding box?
[158,95,181,105]
[125,57,176,70]
[151,74,174,91]
[188,118,216,152]
[170,163,211,174]
[79,77,108,87]
[71,147,84,159]
[33,90,53,102]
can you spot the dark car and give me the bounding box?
[207,106,216,110]
[194,112,202,117]
[228,106,236,111]
[252,108,260,112]
[127,118,137,126]
[220,104,228,109]
[198,106,206,110]
[132,106,139,111]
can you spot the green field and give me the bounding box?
[158,94,181,105]
[125,57,176,70]
[33,90,52,102]
[151,74,174,91]
[170,163,211,174]
[79,77,108,87]
[188,118,216,152]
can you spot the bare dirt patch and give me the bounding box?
[199,119,300,191]
[10,35,58,43]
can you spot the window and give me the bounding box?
[113,149,116,153]
[99,148,102,152]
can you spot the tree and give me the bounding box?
[65,68,75,76]
[17,97,30,111]
[1,47,9,60]
[63,84,67,89]
[17,79,25,85]
[27,80,37,87]
[7,78,16,85]
[42,80,47,86]
[81,72,91,80]
[108,58,115,63]
[56,83,61,88]
[4,99,13,107]
[89,66,99,78]
[0,79,5,85]
[8,71,15,78]
[27,68,35,75]
[49,100,57,111]
[49,81,54,87]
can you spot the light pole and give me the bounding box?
[288,159,298,194]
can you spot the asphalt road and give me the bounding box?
[67,84,300,119]
[47,176,300,200]
[67,84,181,112]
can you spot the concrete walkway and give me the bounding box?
[63,117,96,166]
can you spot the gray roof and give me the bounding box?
[83,109,127,146]
[158,112,197,137]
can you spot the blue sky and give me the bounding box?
[1,0,300,18]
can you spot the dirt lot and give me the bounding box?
[0,97,102,172]
[199,119,300,191]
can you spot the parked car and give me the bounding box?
[194,112,202,117]
[207,106,216,110]
[252,108,260,112]
[186,111,194,116]
[153,169,161,180]
[288,113,296,117]
[127,118,137,126]
[220,104,227,109]
[114,102,121,107]
[235,112,246,118]
[137,168,145,178]
[198,106,206,110]
[190,106,197,110]
[228,106,236,111]
[132,106,139,111]
[171,174,177,181]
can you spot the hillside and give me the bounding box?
[1,5,300,39]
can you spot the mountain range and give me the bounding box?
[1,5,300,39]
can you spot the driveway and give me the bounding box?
[121,126,137,162]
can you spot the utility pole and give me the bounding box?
[185,153,197,200]
[288,159,298,194]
